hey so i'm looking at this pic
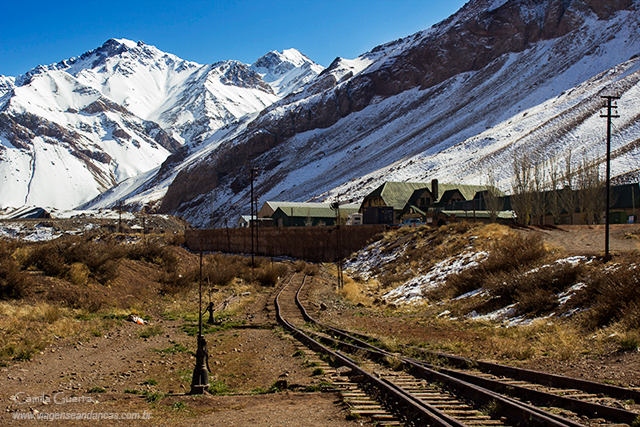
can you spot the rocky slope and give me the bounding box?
[143,0,640,227]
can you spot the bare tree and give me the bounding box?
[548,157,563,224]
[577,153,604,225]
[559,150,578,225]
[531,159,548,225]
[511,153,534,225]
[485,172,504,223]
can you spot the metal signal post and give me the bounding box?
[600,95,620,261]
[190,239,209,394]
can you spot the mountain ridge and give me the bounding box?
[2,0,640,227]
[0,39,323,210]
[149,0,640,227]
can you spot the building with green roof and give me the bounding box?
[361,180,500,224]
[258,201,360,227]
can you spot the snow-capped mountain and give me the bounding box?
[251,49,325,97]
[134,0,640,227]
[0,39,323,210]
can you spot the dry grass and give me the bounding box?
[0,301,127,364]
[339,276,372,306]
[424,231,549,302]
[568,259,640,330]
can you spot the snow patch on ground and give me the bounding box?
[383,251,489,305]
[344,240,407,280]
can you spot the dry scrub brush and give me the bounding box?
[377,222,491,291]
[0,239,32,299]
[425,232,548,302]
[568,259,640,330]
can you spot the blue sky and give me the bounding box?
[0,0,467,77]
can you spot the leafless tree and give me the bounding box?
[577,153,604,225]
[548,157,563,224]
[511,153,534,225]
[531,159,548,225]
[559,150,578,225]
[485,172,504,223]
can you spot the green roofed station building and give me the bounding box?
[361,179,504,225]
[257,201,360,227]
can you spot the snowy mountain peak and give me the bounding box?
[251,49,324,97]
[0,38,324,211]
[253,48,311,72]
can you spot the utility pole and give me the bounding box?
[250,168,258,267]
[211,193,215,228]
[225,217,231,253]
[600,94,620,261]
[330,196,343,289]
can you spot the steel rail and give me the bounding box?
[326,324,640,404]
[407,357,640,426]
[320,323,640,424]
[293,277,639,426]
[409,347,640,403]
[311,321,638,425]
[303,325,582,427]
[292,276,581,427]
[275,274,468,427]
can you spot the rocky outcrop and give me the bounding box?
[216,61,274,94]
[0,111,84,149]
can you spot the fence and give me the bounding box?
[185,225,386,262]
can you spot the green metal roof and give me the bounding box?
[434,184,501,201]
[365,181,501,211]
[272,205,359,219]
[365,182,430,210]
[261,201,359,217]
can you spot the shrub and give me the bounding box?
[203,261,236,287]
[127,240,179,272]
[22,236,125,285]
[159,268,197,295]
[303,263,320,276]
[427,231,548,301]
[66,262,90,286]
[255,265,287,287]
[481,232,546,275]
[0,257,32,299]
[26,243,67,277]
[570,263,640,329]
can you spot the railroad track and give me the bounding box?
[275,273,640,427]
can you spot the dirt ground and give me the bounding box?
[518,223,640,255]
[1,224,640,426]
[0,276,363,426]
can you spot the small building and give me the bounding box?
[347,213,363,226]
[237,215,254,228]
[435,210,514,226]
[261,202,360,227]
